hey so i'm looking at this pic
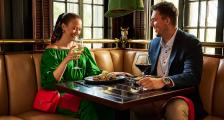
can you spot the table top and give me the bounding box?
[57,80,195,110]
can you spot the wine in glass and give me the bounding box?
[135,54,151,76]
[73,38,84,70]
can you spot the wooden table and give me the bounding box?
[57,80,195,110]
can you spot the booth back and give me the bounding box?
[0,55,8,115]
[1,49,224,120]
[0,49,145,115]
[199,56,224,119]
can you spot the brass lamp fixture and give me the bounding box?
[105,0,144,18]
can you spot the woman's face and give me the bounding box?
[62,18,82,39]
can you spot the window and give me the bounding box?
[183,0,218,54]
[53,0,104,39]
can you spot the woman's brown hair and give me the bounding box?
[51,13,81,44]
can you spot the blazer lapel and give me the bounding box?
[168,44,177,70]
[151,39,161,74]
[168,30,180,70]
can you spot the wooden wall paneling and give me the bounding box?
[0,0,4,38]
[11,0,32,38]
[32,0,37,39]
[0,0,12,39]
[12,0,24,38]
[32,0,52,39]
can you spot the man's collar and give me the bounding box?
[160,28,178,48]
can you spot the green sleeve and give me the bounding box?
[40,50,61,89]
[84,48,102,77]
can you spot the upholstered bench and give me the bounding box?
[0,48,145,120]
[0,48,223,120]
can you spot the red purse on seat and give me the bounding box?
[33,89,60,113]
[58,93,81,112]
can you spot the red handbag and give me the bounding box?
[33,89,60,113]
[58,93,81,112]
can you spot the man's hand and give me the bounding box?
[137,77,165,90]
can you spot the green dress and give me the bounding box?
[40,47,116,120]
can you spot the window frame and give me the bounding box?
[178,0,224,54]
[52,0,105,39]
[179,0,223,42]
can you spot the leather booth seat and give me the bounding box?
[0,48,145,120]
[200,56,224,120]
[0,48,223,120]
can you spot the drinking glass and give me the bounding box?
[73,38,84,69]
[135,53,151,76]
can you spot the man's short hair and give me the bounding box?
[152,1,178,26]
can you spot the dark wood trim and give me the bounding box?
[0,0,12,39]
[0,40,223,55]
[104,0,109,38]
[13,0,23,38]
[32,0,37,39]
[201,42,224,48]
[0,0,4,38]
[49,0,53,38]
[178,0,184,30]
[196,0,201,39]
[42,0,44,38]
[32,0,51,39]
[216,0,224,43]
[12,0,25,38]
[184,26,216,29]
[203,54,224,58]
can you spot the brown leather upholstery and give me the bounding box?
[5,54,37,115]
[94,50,114,72]
[204,116,224,120]
[1,49,224,120]
[17,111,78,120]
[0,116,23,120]
[110,50,124,72]
[213,59,224,117]
[123,51,137,74]
[33,53,42,90]
[0,55,8,115]
[200,57,224,120]
[199,56,220,114]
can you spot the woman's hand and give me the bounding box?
[64,45,83,63]
[110,72,134,77]
[137,77,165,90]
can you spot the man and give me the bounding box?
[138,1,206,119]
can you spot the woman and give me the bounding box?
[40,13,119,120]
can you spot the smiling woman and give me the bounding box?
[39,13,117,120]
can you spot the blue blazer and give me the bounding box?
[146,29,203,88]
[145,29,206,118]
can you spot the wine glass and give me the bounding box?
[135,53,151,76]
[73,38,84,70]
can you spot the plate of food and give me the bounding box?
[84,71,126,85]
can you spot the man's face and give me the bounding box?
[150,10,168,37]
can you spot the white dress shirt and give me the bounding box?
[157,29,177,78]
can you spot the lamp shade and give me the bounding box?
[105,0,144,18]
